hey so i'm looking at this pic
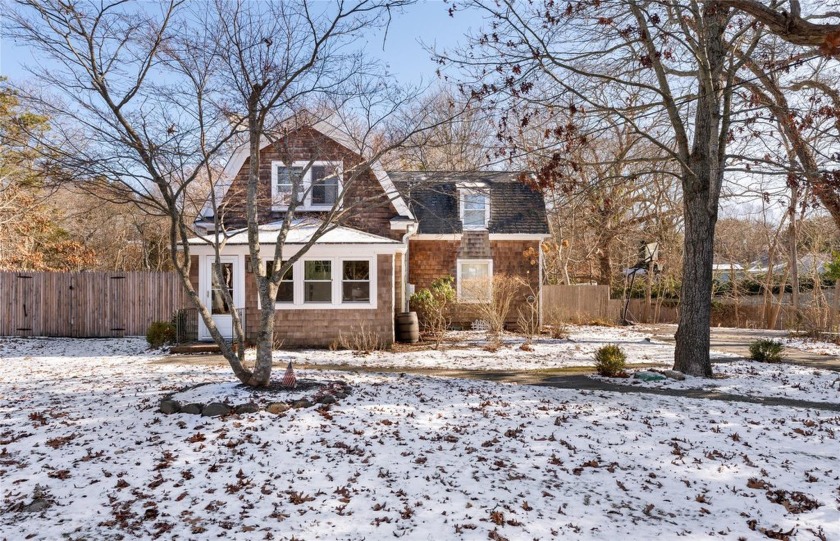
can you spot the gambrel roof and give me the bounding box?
[199,119,413,221]
[390,171,550,235]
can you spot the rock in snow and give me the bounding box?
[201,402,230,417]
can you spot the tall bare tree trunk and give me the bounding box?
[246,115,274,387]
[788,184,800,325]
[674,186,717,376]
[672,7,727,377]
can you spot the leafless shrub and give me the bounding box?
[336,323,389,354]
[543,308,570,340]
[461,274,528,336]
[517,285,541,345]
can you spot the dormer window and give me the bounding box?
[271,160,342,211]
[460,188,490,230]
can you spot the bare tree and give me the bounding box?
[442,0,839,376]
[12,0,449,387]
[383,87,495,171]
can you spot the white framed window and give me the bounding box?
[457,258,493,302]
[271,160,342,211]
[460,189,490,230]
[265,256,377,309]
[304,260,332,303]
[310,164,340,207]
[274,165,304,206]
[342,260,371,303]
[266,260,294,304]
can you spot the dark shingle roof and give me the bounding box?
[389,171,550,235]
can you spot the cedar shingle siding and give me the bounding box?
[244,254,394,347]
[220,127,402,240]
[408,239,541,328]
[199,126,550,345]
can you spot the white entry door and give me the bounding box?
[199,256,242,340]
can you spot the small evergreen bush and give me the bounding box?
[748,339,784,363]
[410,276,456,349]
[594,344,627,377]
[146,321,176,349]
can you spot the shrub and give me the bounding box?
[594,344,626,377]
[146,321,176,349]
[543,307,570,339]
[410,276,456,349]
[461,274,528,336]
[336,322,389,354]
[748,339,784,363]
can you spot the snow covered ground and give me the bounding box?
[2,337,839,540]
[264,325,736,371]
[782,336,840,357]
[605,361,840,404]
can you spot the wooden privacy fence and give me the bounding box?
[542,285,620,323]
[0,271,189,337]
[542,286,838,331]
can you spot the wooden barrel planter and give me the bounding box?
[395,312,420,343]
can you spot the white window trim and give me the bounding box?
[270,160,343,211]
[260,256,378,310]
[459,188,490,230]
[456,258,493,303]
[272,261,295,306]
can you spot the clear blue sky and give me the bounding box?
[0,1,486,87]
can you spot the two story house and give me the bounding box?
[187,120,550,347]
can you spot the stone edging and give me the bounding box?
[158,381,351,418]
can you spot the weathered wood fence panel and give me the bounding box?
[0,272,189,337]
[542,285,838,331]
[542,285,616,323]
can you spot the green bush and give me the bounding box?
[748,339,784,363]
[594,344,627,377]
[410,276,456,349]
[146,321,176,349]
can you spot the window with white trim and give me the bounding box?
[460,190,489,230]
[304,260,332,303]
[342,260,370,303]
[266,260,294,303]
[275,165,304,206]
[271,160,342,210]
[457,259,493,302]
[265,256,378,309]
[311,164,340,206]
